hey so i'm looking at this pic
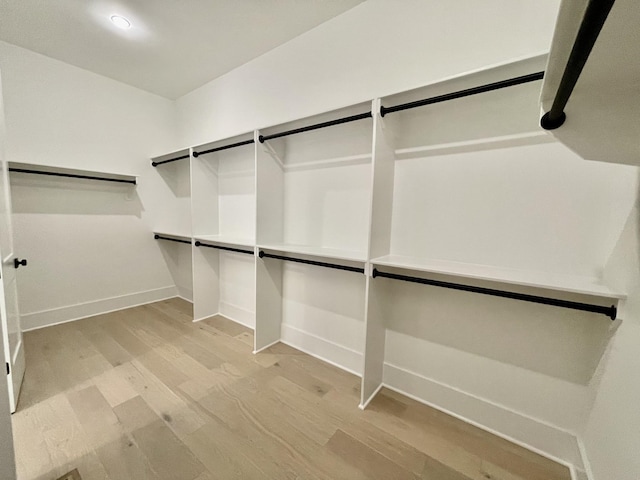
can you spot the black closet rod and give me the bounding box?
[259,112,372,143]
[152,153,190,167]
[541,0,616,130]
[380,71,545,117]
[259,250,364,274]
[8,167,137,185]
[193,139,255,158]
[154,234,192,245]
[372,268,617,320]
[195,241,254,255]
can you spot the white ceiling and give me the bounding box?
[0,0,364,99]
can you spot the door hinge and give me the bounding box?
[5,362,9,375]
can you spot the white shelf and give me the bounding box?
[193,234,255,249]
[151,148,190,165]
[8,162,137,184]
[153,230,192,242]
[258,244,367,264]
[541,0,640,165]
[371,254,624,300]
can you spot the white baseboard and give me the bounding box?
[176,286,193,303]
[219,302,255,330]
[280,324,362,376]
[21,286,178,331]
[383,362,582,470]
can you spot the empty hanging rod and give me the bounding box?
[195,241,254,255]
[8,168,137,185]
[541,0,616,130]
[259,112,372,143]
[259,250,364,274]
[193,139,255,158]
[151,153,190,167]
[372,268,616,320]
[380,71,545,117]
[154,234,192,245]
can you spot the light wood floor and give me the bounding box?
[12,298,571,480]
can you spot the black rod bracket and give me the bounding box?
[259,250,364,274]
[194,240,254,255]
[372,268,617,320]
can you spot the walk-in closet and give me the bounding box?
[0,1,638,480]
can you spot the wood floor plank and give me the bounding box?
[66,385,123,448]
[96,434,159,480]
[13,298,571,480]
[113,396,160,433]
[119,359,206,438]
[326,429,418,480]
[131,419,206,480]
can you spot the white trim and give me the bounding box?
[577,437,595,480]
[383,362,581,469]
[280,324,363,377]
[175,295,194,304]
[253,339,280,354]
[192,312,220,323]
[21,286,178,331]
[358,383,383,410]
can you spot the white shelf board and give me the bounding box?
[394,132,554,160]
[151,148,190,163]
[8,162,137,183]
[371,254,624,300]
[153,230,192,242]
[258,243,367,264]
[541,0,640,165]
[193,234,255,249]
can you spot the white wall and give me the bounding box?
[0,41,184,329]
[581,172,640,480]
[176,0,561,146]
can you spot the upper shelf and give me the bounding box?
[540,0,640,166]
[8,162,137,185]
[371,254,624,301]
[151,148,190,167]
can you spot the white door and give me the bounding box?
[0,71,24,413]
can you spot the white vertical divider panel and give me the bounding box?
[360,99,397,408]
[254,131,285,352]
[191,148,220,321]
[192,245,220,321]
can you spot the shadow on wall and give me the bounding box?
[9,173,143,216]
[379,273,616,386]
[155,160,190,198]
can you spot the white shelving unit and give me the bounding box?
[360,54,627,409]
[150,56,627,425]
[191,133,257,329]
[151,148,194,301]
[254,104,373,368]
